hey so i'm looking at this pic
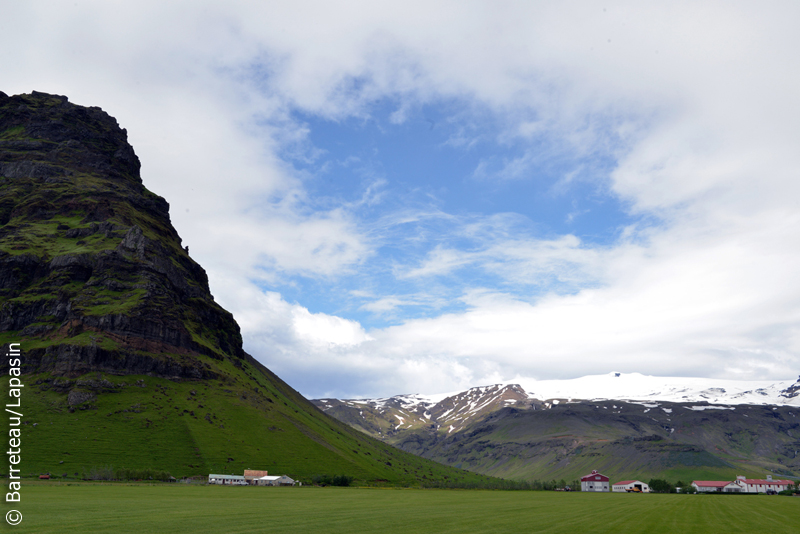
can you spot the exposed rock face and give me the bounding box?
[782,376,800,399]
[0,91,244,378]
[67,389,96,406]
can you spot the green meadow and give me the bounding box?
[9,483,799,533]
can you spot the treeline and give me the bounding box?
[81,466,173,481]
[421,478,581,491]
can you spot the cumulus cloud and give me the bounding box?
[4,1,800,397]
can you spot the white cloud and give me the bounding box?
[4,1,800,397]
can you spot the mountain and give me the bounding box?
[313,373,800,482]
[0,90,498,486]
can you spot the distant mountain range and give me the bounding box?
[313,373,800,482]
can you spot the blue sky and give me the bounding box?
[3,1,800,398]
[273,99,637,328]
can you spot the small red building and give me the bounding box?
[581,470,610,492]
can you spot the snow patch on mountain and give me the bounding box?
[511,372,800,406]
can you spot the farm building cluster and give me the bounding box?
[582,470,793,494]
[691,475,793,494]
[208,470,297,486]
[581,471,649,493]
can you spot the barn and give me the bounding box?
[612,480,649,493]
[580,470,610,492]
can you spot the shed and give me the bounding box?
[580,470,610,492]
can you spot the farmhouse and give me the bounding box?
[580,470,610,492]
[209,470,297,487]
[736,475,793,493]
[691,481,731,493]
[208,474,247,485]
[612,480,649,493]
[692,475,793,494]
[244,469,270,485]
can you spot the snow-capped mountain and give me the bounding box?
[316,372,800,423]
[312,373,800,482]
[313,372,799,440]
[315,384,531,437]
[512,372,800,405]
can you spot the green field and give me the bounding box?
[7,483,799,533]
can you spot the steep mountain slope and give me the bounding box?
[0,91,497,486]
[314,374,800,482]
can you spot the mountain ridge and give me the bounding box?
[313,373,800,481]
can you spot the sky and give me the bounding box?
[3,1,800,398]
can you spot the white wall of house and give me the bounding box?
[581,480,609,492]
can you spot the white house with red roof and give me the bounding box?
[693,475,793,494]
[692,480,739,493]
[612,480,650,493]
[581,470,610,492]
[736,475,793,493]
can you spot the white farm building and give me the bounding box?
[208,474,247,485]
[209,470,297,487]
[692,475,793,494]
[580,470,610,492]
[612,480,650,493]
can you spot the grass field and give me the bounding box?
[8,483,799,533]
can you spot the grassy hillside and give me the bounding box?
[7,351,499,485]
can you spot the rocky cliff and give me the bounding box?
[0,90,243,378]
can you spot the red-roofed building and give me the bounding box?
[612,480,650,493]
[244,469,270,485]
[693,475,793,494]
[737,475,793,493]
[581,470,610,492]
[692,481,739,493]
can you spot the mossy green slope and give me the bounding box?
[0,91,497,486]
[17,358,497,485]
